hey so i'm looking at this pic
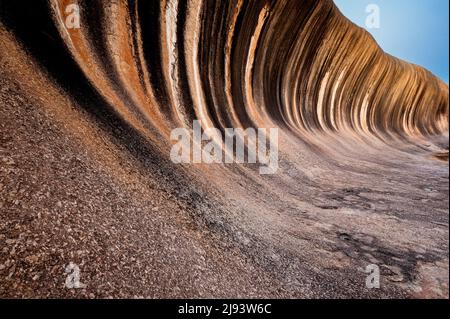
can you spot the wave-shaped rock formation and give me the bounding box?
[0,0,448,298]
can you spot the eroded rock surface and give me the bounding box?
[0,0,448,298]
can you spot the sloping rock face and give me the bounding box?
[0,0,448,298]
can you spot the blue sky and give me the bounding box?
[334,0,449,83]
